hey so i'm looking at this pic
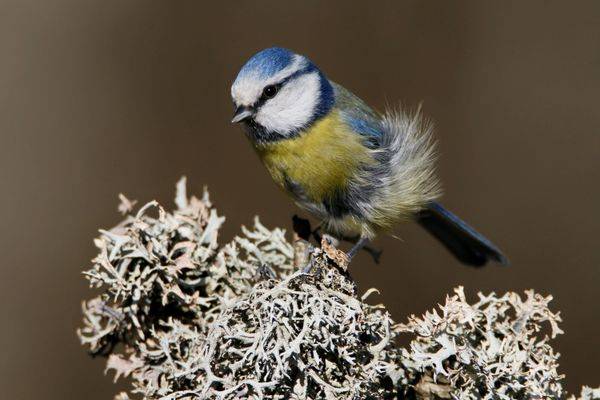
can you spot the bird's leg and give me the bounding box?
[292,215,312,241]
[311,224,323,244]
[256,264,277,280]
[347,236,370,260]
[301,257,316,274]
[341,234,383,263]
[292,216,382,263]
[361,244,383,264]
[292,215,323,245]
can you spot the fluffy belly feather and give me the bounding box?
[254,111,374,204]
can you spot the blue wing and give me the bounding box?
[331,82,383,145]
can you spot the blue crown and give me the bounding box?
[236,47,296,80]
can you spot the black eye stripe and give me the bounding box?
[256,83,282,107]
[254,64,316,108]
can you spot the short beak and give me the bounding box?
[231,106,254,123]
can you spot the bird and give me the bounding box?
[230,47,508,267]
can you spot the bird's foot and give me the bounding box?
[292,215,383,264]
[362,245,383,264]
[343,236,383,264]
[301,257,314,274]
[301,257,323,276]
[256,264,276,280]
[347,236,370,260]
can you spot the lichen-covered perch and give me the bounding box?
[78,178,598,399]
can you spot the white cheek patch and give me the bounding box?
[254,72,321,136]
[231,55,307,106]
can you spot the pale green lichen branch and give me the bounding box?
[78,178,598,400]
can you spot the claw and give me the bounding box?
[256,264,276,280]
[302,258,316,274]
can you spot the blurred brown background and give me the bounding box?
[1,1,598,398]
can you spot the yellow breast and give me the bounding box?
[254,111,374,203]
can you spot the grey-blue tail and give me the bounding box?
[416,202,509,267]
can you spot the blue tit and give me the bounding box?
[230,47,507,266]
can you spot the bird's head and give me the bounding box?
[230,47,334,143]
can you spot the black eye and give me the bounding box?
[262,85,278,99]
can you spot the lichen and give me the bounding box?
[78,179,599,400]
[397,287,565,399]
[78,177,289,356]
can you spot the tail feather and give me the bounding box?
[416,201,508,267]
